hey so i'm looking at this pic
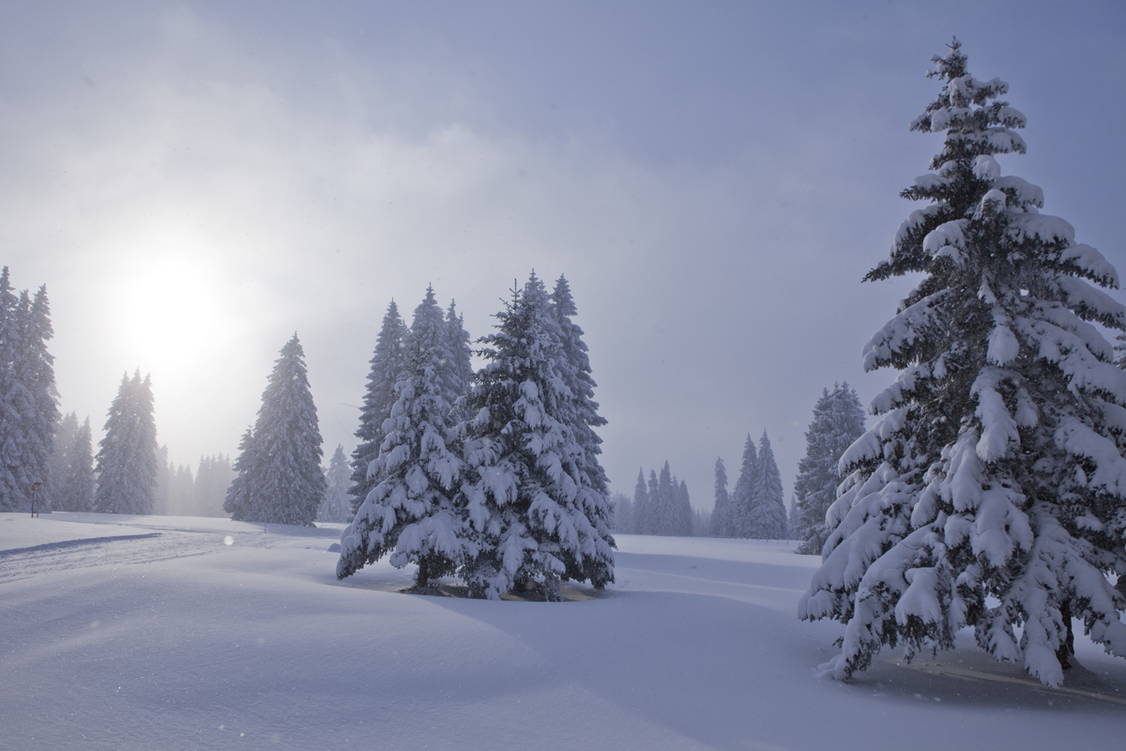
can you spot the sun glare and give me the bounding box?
[113,249,230,375]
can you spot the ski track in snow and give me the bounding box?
[0,515,328,584]
[0,530,226,583]
[2,514,1125,751]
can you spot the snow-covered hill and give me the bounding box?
[1,512,1123,750]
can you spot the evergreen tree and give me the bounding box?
[654,461,674,535]
[745,432,786,539]
[710,457,731,537]
[60,418,94,512]
[351,302,407,511]
[646,470,660,534]
[0,279,58,511]
[24,286,59,510]
[47,412,79,509]
[444,300,474,415]
[193,454,233,517]
[611,492,633,533]
[169,464,194,513]
[676,479,693,536]
[730,434,758,538]
[227,335,325,525]
[549,275,615,584]
[224,427,257,519]
[460,274,614,599]
[339,287,467,586]
[632,469,650,535]
[794,384,866,554]
[94,372,158,514]
[154,445,171,514]
[800,41,1126,686]
[318,445,353,522]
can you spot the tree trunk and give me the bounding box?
[1056,599,1075,670]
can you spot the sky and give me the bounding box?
[2,0,1125,510]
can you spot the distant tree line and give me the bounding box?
[155,451,234,517]
[612,462,702,537]
[0,268,58,512]
[709,431,786,540]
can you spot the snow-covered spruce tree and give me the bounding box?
[646,469,659,535]
[745,432,786,539]
[47,411,79,509]
[710,457,731,537]
[318,445,353,522]
[654,461,675,535]
[799,41,1126,686]
[677,479,694,536]
[94,372,158,514]
[0,267,20,509]
[351,302,407,511]
[223,427,257,519]
[729,434,759,538]
[549,275,615,583]
[0,281,58,511]
[794,383,866,554]
[633,469,650,535]
[612,492,633,533]
[444,300,474,418]
[460,274,614,599]
[194,454,233,517]
[339,287,467,587]
[22,286,59,511]
[231,335,325,525]
[60,418,94,512]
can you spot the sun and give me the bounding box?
[113,250,231,376]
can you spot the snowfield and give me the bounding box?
[2,513,1124,750]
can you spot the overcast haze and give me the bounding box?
[2,0,1124,509]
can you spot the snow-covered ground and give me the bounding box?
[2,513,1124,750]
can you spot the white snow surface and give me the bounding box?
[2,513,1125,750]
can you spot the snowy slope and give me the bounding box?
[1,513,1124,750]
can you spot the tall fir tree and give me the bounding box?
[655,461,675,534]
[224,427,257,519]
[800,41,1126,686]
[549,275,615,582]
[60,418,94,512]
[460,274,614,599]
[24,286,59,510]
[444,300,474,414]
[47,411,79,509]
[227,335,325,525]
[745,432,786,539]
[0,278,58,511]
[793,383,866,554]
[0,267,19,508]
[193,454,233,517]
[730,434,759,538]
[787,496,800,540]
[632,469,650,535]
[318,445,353,522]
[611,492,633,533]
[154,445,172,514]
[710,457,731,537]
[339,286,467,586]
[676,479,693,536]
[351,302,407,511]
[646,470,660,534]
[94,372,158,514]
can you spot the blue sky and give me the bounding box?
[2,1,1124,507]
